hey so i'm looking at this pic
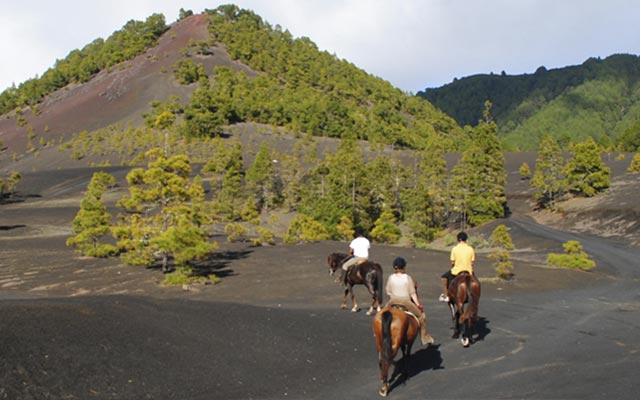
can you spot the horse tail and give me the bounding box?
[376,264,384,306]
[381,310,393,362]
[463,275,476,323]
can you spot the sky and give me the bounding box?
[1,0,639,94]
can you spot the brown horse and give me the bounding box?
[372,306,420,397]
[327,253,383,315]
[447,272,481,347]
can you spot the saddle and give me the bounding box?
[390,304,421,325]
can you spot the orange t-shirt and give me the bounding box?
[450,242,475,275]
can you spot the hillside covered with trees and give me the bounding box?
[1,5,628,283]
[418,54,640,151]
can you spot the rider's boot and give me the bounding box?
[438,278,449,302]
[420,316,434,345]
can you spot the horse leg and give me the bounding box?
[350,285,359,312]
[458,304,470,347]
[341,286,348,310]
[379,354,389,397]
[401,342,413,381]
[366,281,376,316]
[448,303,460,338]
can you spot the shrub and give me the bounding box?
[162,266,220,286]
[546,240,595,271]
[627,153,640,173]
[488,249,513,279]
[284,214,329,244]
[489,224,515,279]
[224,223,248,242]
[370,210,401,244]
[490,224,515,250]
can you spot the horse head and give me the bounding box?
[327,252,349,275]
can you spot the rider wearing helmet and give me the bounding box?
[385,257,434,346]
[439,231,475,302]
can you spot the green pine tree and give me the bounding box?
[628,152,640,173]
[565,136,611,197]
[402,141,448,242]
[450,101,506,227]
[113,148,215,272]
[531,133,565,209]
[66,171,118,257]
[245,142,279,211]
[370,209,401,244]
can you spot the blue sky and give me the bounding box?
[1,0,639,93]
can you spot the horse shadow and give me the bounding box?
[472,317,491,343]
[388,344,443,391]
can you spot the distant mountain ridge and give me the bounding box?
[418,54,640,150]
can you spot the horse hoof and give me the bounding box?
[461,337,470,347]
[379,385,388,397]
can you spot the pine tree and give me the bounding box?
[531,133,565,209]
[450,101,506,227]
[335,215,355,241]
[519,162,531,180]
[245,142,279,211]
[67,171,117,257]
[370,209,401,244]
[298,137,368,235]
[565,136,611,197]
[628,152,640,173]
[113,149,214,272]
[402,141,448,242]
[203,140,245,221]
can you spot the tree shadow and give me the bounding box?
[143,249,253,278]
[0,224,26,231]
[195,249,254,278]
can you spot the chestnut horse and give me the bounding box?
[447,271,481,347]
[327,252,383,315]
[372,306,419,397]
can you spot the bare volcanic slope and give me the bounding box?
[0,13,256,157]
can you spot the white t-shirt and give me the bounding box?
[349,236,370,258]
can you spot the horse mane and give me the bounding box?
[327,252,350,271]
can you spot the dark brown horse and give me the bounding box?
[447,272,481,347]
[372,306,419,397]
[327,252,383,315]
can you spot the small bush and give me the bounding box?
[256,227,276,245]
[224,223,248,242]
[546,240,596,271]
[284,214,329,244]
[488,249,513,279]
[162,266,220,286]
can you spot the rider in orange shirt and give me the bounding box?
[439,231,475,302]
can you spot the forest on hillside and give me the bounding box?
[0,5,630,283]
[418,54,640,151]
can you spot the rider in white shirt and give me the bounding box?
[340,231,370,285]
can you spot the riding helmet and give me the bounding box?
[392,257,406,269]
